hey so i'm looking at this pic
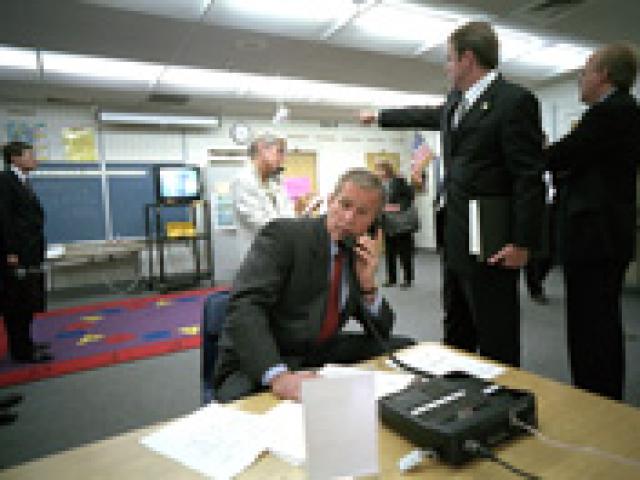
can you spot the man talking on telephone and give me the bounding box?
[213,168,414,402]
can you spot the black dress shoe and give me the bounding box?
[0,393,24,410]
[34,342,51,351]
[400,282,412,289]
[14,351,54,364]
[0,412,18,426]
[382,282,396,287]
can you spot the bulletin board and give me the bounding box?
[32,173,106,243]
[283,150,317,198]
[366,152,400,173]
[31,163,189,243]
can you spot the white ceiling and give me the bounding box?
[0,0,638,122]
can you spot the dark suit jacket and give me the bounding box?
[383,176,415,236]
[379,76,544,271]
[547,90,640,264]
[0,169,46,313]
[213,216,395,395]
[387,176,414,210]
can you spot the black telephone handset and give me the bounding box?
[368,215,382,238]
[338,216,382,253]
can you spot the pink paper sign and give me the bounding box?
[284,176,312,199]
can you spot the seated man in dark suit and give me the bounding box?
[213,168,414,402]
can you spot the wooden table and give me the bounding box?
[2,348,640,479]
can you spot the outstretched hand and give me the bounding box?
[359,110,377,125]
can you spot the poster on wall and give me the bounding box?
[62,127,98,162]
[283,176,311,200]
[213,181,235,229]
[6,120,50,161]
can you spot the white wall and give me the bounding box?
[535,79,586,142]
[0,101,441,284]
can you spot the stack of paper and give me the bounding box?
[261,400,306,466]
[140,367,417,478]
[319,364,414,399]
[141,403,268,480]
[387,343,505,379]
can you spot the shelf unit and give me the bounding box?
[144,200,213,291]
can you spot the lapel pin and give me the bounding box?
[481,101,489,111]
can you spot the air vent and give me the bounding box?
[511,0,587,25]
[147,93,190,105]
[46,96,93,107]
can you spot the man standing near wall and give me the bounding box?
[231,131,295,260]
[546,43,640,400]
[0,141,53,363]
[361,21,545,367]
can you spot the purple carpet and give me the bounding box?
[0,286,227,387]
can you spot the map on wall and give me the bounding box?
[62,126,98,161]
[6,120,50,161]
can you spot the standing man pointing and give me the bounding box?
[361,21,544,367]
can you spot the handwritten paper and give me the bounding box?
[261,400,306,466]
[140,403,267,480]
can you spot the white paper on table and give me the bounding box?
[302,373,378,480]
[261,400,306,466]
[319,364,414,399]
[386,343,505,380]
[140,402,268,480]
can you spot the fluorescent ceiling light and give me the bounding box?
[161,66,250,93]
[353,3,461,53]
[520,42,593,72]
[0,45,38,70]
[496,26,548,63]
[220,0,356,24]
[98,111,220,127]
[160,64,441,107]
[42,51,163,84]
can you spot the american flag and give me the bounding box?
[411,131,431,169]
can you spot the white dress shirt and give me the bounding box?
[231,162,295,260]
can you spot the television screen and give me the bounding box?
[156,166,201,204]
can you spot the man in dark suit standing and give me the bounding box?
[546,44,639,401]
[374,160,415,289]
[361,21,544,367]
[0,141,53,363]
[213,168,413,402]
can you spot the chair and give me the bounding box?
[200,288,231,405]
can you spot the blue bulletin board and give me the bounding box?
[31,163,189,244]
[32,164,106,243]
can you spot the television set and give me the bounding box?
[155,165,201,204]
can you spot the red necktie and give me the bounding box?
[318,251,344,342]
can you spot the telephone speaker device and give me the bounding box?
[379,373,536,465]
